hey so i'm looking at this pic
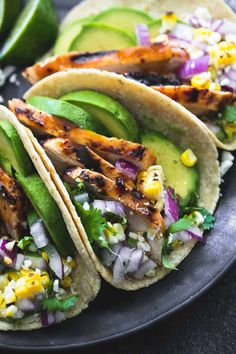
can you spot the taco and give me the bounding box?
[23,0,236,151]
[0,105,100,330]
[9,69,220,290]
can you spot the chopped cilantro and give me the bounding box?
[167,216,194,235]
[127,237,137,247]
[161,236,176,270]
[182,206,215,231]
[42,295,78,312]
[221,105,236,123]
[17,236,37,252]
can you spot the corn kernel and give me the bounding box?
[6,272,20,282]
[61,276,72,288]
[191,73,211,89]
[20,269,32,277]
[0,293,5,310]
[4,288,16,304]
[42,252,49,263]
[41,272,50,288]
[208,82,221,91]
[2,305,17,317]
[25,279,44,294]
[0,276,9,291]
[210,41,236,67]
[4,257,12,266]
[15,284,31,299]
[137,171,147,184]
[180,149,198,167]
[143,181,162,200]
[161,12,177,32]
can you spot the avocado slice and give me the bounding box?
[27,96,109,135]
[142,132,199,206]
[0,120,34,176]
[70,23,135,52]
[60,90,140,141]
[54,15,95,55]
[16,172,75,257]
[93,7,153,36]
[0,154,12,176]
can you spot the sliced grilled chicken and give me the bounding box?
[0,168,27,239]
[23,42,189,84]
[66,128,156,170]
[8,99,76,136]
[43,137,134,187]
[64,167,165,232]
[8,99,156,171]
[152,85,234,117]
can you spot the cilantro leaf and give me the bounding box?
[167,216,194,235]
[161,237,176,270]
[17,236,35,251]
[42,295,78,313]
[182,207,215,231]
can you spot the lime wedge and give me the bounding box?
[0,0,22,39]
[0,0,58,65]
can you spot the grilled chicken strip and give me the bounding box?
[0,168,27,239]
[66,128,156,170]
[8,99,76,136]
[23,42,189,84]
[64,167,165,232]
[152,85,234,117]
[43,137,134,187]
[8,99,156,171]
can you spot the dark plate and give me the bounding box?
[0,0,236,350]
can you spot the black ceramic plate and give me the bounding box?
[0,0,236,350]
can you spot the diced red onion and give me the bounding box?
[113,246,132,283]
[225,67,236,82]
[189,16,201,28]
[171,23,194,42]
[126,249,143,273]
[134,259,156,279]
[164,187,179,227]
[100,243,122,267]
[168,34,191,48]
[187,226,203,241]
[115,159,139,181]
[24,255,47,271]
[30,219,49,249]
[211,19,236,35]
[172,231,192,242]
[92,200,125,217]
[17,298,35,312]
[0,239,17,261]
[177,55,210,79]
[14,254,25,271]
[74,192,89,204]
[45,244,64,280]
[41,310,56,327]
[211,19,224,32]
[125,210,149,233]
[55,311,66,323]
[135,24,151,45]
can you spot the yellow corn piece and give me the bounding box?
[68,258,76,269]
[210,41,236,67]
[193,28,212,41]
[20,269,32,277]
[61,276,72,288]
[191,73,211,89]
[161,12,177,32]
[4,291,16,305]
[2,305,17,317]
[42,251,49,263]
[143,181,162,200]
[0,293,5,309]
[41,272,50,288]
[25,278,44,294]
[208,82,221,91]
[6,272,20,281]
[0,276,9,291]
[180,149,198,167]
[137,171,147,184]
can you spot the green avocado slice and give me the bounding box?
[70,23,135,52]
[16,172,75,257]
[0,120,34,176]
[142,132,199,206]
[27,96,109,135]
[60,90,140,141]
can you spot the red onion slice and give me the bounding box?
[113,246,132,283]
[30,219,49,249]
[187,226,203,241]
[177,55,210,79]
[115,159,139,181]
[164,187,179,226]
[92,200,125,216]
[126,249,143,273]
[45,244,64,280]
[41,310,56,327]
[134,259,157,279]
[135,24,151,45]
[100,243,122,267]
[0,239,17,261]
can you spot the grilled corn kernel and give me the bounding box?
[143,181,162,200]
[4,289,16,304]
[20,269,32,277]
[6,272,20,282]
[25,278,44,294]
[61,276,72,288]
[161,12,177,32]
[208,82,221,91]
[210,41,236,67]
[191,73,211,89]
[41,272,50,288]
[180,149,198,167]
[137,171,147,184]
[15,284,31,299]
[0,294,5,310]
[42,252,49,262]
[68,258,76,269]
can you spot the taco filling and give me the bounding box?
[0,116,83,327]
[8,93,215,285]
[23,5,236,146]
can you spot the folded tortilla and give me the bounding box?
[60,0,236,151]
[0,105,100,330]
[19,69,221,291]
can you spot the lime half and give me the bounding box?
[0,0,58,65]
[0,0,22,39]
